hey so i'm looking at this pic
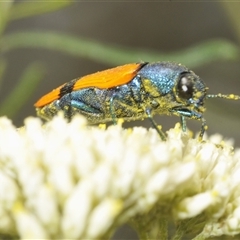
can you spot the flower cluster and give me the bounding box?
[0,114,240,239]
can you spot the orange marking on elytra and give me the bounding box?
[34,63,142,108]
[34,84,64,108]
[73,63,141,91]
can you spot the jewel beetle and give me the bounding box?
[34,62,240,141]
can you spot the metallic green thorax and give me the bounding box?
[36,62,208,140]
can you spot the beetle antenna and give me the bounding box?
[206,93,240,100]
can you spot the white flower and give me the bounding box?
[0,114,239,239]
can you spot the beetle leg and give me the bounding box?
[110,94,118,125]
[65,93,73,122]
[171,107,207,141]
[199,117,207,141]
[180,116,186,132]
[146,108,166,141]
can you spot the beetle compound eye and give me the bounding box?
[177,72,194,100]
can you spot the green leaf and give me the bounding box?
[0,31,239,68]
[0,63,45,118]
[0,1,14,35]
[9,1,73,21]
[221,2,240,43]
[0,59,7,88]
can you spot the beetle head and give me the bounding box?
[174,70,207,113]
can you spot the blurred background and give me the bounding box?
[0,1,240,239]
